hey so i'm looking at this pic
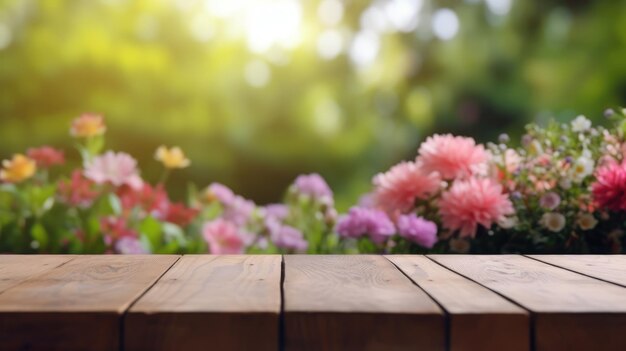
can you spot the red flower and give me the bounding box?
[27,146,65,168]
[100,216,138,247]
[592,161,626,212]
[58,170,99,207]
[117,183,169,215]
[163,202,199,227]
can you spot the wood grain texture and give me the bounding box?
[387,255,529,351]
[528,255,626,287]
[283,255,444,351]
[125,255,282,351]
[0,255,74,293]
[430,255,626,351]
[0,255,178,351]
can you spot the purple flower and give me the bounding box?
[293,173,333,204]
[263,203,290,220]
[336,207,395,244]
[396,214,438,249]
[267,218,308,251]
[206,182,235,206]
[223,195,255,226]
[539,192,561,210]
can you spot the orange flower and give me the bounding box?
[155,146,190,169]
[1,154,37,183]
[70,113,106,138]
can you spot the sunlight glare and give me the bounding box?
[244,0,302,54]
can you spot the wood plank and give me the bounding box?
[387,255,529,351]
[528,255,626,287]
[0,255,75,293]
[0,255,179,351]
[430,255,626,351]
[125,255,282,351]
[283,255,444,351]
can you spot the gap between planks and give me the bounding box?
[384,255,453,351]
[387,255,530,351]
[120,255,182,351]
[524,254,626,288]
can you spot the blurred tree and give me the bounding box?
[0,0,625,209]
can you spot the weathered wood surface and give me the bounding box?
[0,255,179,351]
[0,255,74,293]
[283,255,445,351]
[528,254,626,287]
[430,255,626,351]
[387,255,529,351]
[126,255,282,351]
[1,254,626,351]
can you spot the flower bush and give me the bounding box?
[1,109,625,254]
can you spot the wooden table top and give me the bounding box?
[0,254,625,351]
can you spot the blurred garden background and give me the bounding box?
[1,0,625,210]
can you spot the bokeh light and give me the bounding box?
[0,0,625,209]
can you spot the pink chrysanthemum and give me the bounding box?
[418,134,489,180]
[85,151,143,190]
[592,161,626,212]
[438,177,514,238]
[202,219,248,254]
[373,161,441,213]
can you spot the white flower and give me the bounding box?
[540,212,566,232]
[571,115,592,133]
[569,156,594,183]
[577,213,598,230]
[498,216,518,229]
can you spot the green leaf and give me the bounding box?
[86,135,105,155]
[162,222,187,246]
[108,193,122,216]
[140,216,163,251]
[31,222,48,251]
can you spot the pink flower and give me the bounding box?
[58,170,99,207]
[84,151,143,190]
[27,146,65,168]
[202,219,248,254]
[418,134,489,180]
[438,177,514,238]
[115,237,148,254]
[396,214,438,248]
[373,161,441,213]
[592,161,626,212]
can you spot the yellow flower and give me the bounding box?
[1,154,37,183]
[70,113,106,138]
[155,146,191,169]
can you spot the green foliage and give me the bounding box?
[0,0,624,206]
